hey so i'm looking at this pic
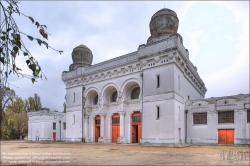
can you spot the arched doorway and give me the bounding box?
[131,111,142,143]
[95,116,100,142]
[112,113,120,143]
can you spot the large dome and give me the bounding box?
[69,45,93,71]
[147,8,179,44]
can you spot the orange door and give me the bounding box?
[53,132,56,141]
[95,126,100,142]
[132,125,136,143]
[132,112,142,143]
[112,114,120,143]
[138,124,142,143]
[95,116,100,142]
[218,129,234,144]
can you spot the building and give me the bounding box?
[28,8,250,144]
[27,108,66,141]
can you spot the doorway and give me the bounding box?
[218,129,234,144]
[53,132,56,141]
[112,113,120,143]
[95,116,100,142]
[131,112,142,143]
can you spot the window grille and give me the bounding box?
[111,91,117,102]
[95,120,100,124]
[193,113,207,124]
[112,118,120,124]
[218,111,234,123]
[131,87,140,99]
[132,116,141,122]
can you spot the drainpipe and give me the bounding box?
[140,72,144,142]
[185,110,188,143]
[82,86,85,143]
[59,120,61,140]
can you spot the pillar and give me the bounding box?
[100,114,105,138]
[119,112,125,138]
[84,115,89,138]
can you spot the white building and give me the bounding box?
[28,108,66,141]
[28,8,250,144]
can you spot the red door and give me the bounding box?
[112,114,120,143]
[218,129,234,144]
[132,112,142,143]
[53,132,56,141]
[95,116,100,142]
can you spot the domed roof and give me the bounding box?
[71,44,93,65]
[69,44,93,71]
[149,8,179,37]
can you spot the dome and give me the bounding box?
[69,45,93,71]
[147,8,179,44]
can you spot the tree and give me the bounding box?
[25,93,42,111]
[0,0,62,138]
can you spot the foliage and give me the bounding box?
[25,93,42,111]
[0,0,63,85]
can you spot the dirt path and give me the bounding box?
[1,141,249,165]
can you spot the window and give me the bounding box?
[95,119,100,124]
[178,75,180,90]
[218,111,234,123]
[93,95,98,105]
[53,123,56,130]
[131,87,140,99]
[188,96,190,100]
[193,113,207,124]
[73,114,75,125]
[247,109,250,123]
[112,118,120,124]
[63,123,66,130]
[156,106,160,119]
[73,93,75,103]
[179,106,180,121]
[132,116,141,122]
[111,91,117,102]
[157,75,160,88]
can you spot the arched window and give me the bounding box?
[93,95,98,105]
[131,87,140,99]
[111,91,117,102]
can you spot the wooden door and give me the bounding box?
[95,116,100,142]
[218,129,234,144]
[132,125,136,143]
[95,126,100,142]
[138,124,142,143]
[53,132,56,141]
[112,114,120,143]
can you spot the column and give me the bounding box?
[100,114,105,138]
[84,115,89,138]
[119,112,125,138]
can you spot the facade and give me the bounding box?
[28,8,250,144]
[28,108,66,141]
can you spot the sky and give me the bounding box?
[3,1,249,112]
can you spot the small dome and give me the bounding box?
[148,8,179,42]
[69,45,93,71]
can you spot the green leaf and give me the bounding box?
[29,16,34,23]
[0,57,4,64]
[16,67,22,71]
[0,36,6,41]
[26,60,30,65]
[11,33,17,39]
[7,28,12,32]
[36,38,42,46]
[11,51,16,58]
[13,46,19,53]
[27,35,34,41]
[43,33,48,40]
[35,22,40,28]
[1,31,6,34]
[23,52,28,56]
[16,34,20,41]
[16,40,21,48]
[5,87,10,91]
[31,78,35,83]
[42,41,48,49]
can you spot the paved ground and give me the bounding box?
[0,141,249,165]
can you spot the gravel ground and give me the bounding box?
[1,140,249,165]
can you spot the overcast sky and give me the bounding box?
[4,1,249,112]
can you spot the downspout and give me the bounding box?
[185,110,188,143]
[59,120,61,140]
[82,86,85,143]
[140,72,144,142]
